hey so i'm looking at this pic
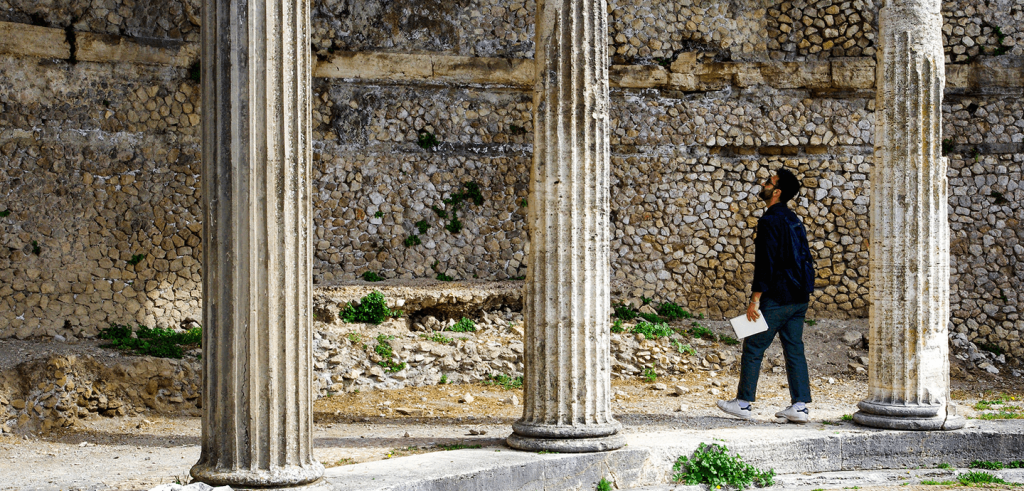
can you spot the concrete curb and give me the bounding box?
[323,420,1024,490]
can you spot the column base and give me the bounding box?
[853,401,966,431]
[507,432,626,453]
[190,462,326,488]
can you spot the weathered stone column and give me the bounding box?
[190,0,324,486]
[507,0,624,453]
[854,0,965,431]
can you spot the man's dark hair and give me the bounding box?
[775,168,801,204]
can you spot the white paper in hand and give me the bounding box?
[729,310,770,339]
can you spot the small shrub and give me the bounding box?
[431,205,448,219]
[339,291,401,324]
[439,374,449,385]
[920,480,955,485]
[403,235,422,247]
[450,317,476,332]
[361,271,384,282]
[657,302,692,321]
[640,296,653,305]
[977,342,1005,356]
[0,209,10,218]
[347,332,361,343]
[805,319,817,326]
[374,334,406,373]
[414,220,431,234]
[127,253,146,266]
[373,210,383,218]
[673,442,775,490]
[970,460,1004,470]
[638,312,665,324]
[720,334,740,346]
[31,240,41,255]
[444,214,463,234]
[612,303,637,321]
[436,273,453,281]
[417,130,440,149]
[632,321,673,340]
[840,414,854,422]
[643,367,657,383]
[422,332,453,344]
[483,373,523,390]
[596,477,612,491]
[611,319,626,333]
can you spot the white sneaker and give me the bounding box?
[775,404,810,423]
[717,399,754,420]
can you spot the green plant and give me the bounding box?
[436,273,453,281]
[638,312,665,324]
[596,477,612,491]
[632,320,673,340]
[414,219,431,234]
[374,210,383,218]
[483,373,523,390]
[439,374,449,385]
[642,367,658,383]
[127,253,146,266]
[537,450,558,454]
[188,61,201,82]
[688,322,715,339]
[611,319,626,333]
[374,334,406,373]
[98,323,202,359]
[958,471,1008,485]
[450,317,476,332]
[435,181,484,235]
[445,214,463,234]
[0,209,10,218]
[720,334,740,346]
[422,332,453,344]
[612,303,637,321]
[437,443,482,451]
[510,275,526,280]
[977,342,1006,356]
[970,460,1004,470]
[935,463,952,469]
[431,205,448,219]
[653,57,672,68]
[841,414,854,422]
[673,340,697,356]
[672,442,775,490]
[640,295,653,305]
[508,124,527,136]
[417,130,440,149]
[31,240,41,255]
[403,235,422,247]
[805,319,817,326]
[520,198,527,208]
[361,271,384,282]
[971,147,981,161]
[941,138,954,156]
[920,479,955,485]
[347,332,362,343]
[657,302,692,321]
[339,291,401,324]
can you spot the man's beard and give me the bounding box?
[759,187,773,201]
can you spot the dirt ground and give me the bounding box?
[1,318,1022,490]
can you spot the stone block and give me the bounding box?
[431,55,534,87]
[0,21,70,60]
[610,65,669,88]
[760,61,831,89]
[315,51,433,80]
[831,57,876,89]
[75,32,197,66]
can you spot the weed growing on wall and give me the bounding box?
[98,323,201,359]
[643,367,658,382]
[657,302,692,321]
[436,273,453,281]
[673,340,697,356]
[421,332,453,344]
[673,442,775,490]
[612,303,637,321]
[611,319,626,333]
[127,254,146,266]
[0,209,10,218]
[633,321,673,340]
[403,235,422,247]
[31,240,41,255]
[957,471,1008,486]
[596,477,612,491]
[339,291,401,324]
[417,130,440,149]
[450,317,475,332]
[361,271,384,282]
[374,334,406,373]
[414,220,431,234]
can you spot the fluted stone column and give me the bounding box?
[854,0,965,431]
[507,0,624,453]
[190,0,324,486]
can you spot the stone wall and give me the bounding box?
[0,0,1022,359]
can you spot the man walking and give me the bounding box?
[718,168,816,423]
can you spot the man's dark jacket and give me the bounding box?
[751,203,815,305]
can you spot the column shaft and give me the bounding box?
[855,0,964,431]
[191,0,324,485]
[507,0,624,453]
